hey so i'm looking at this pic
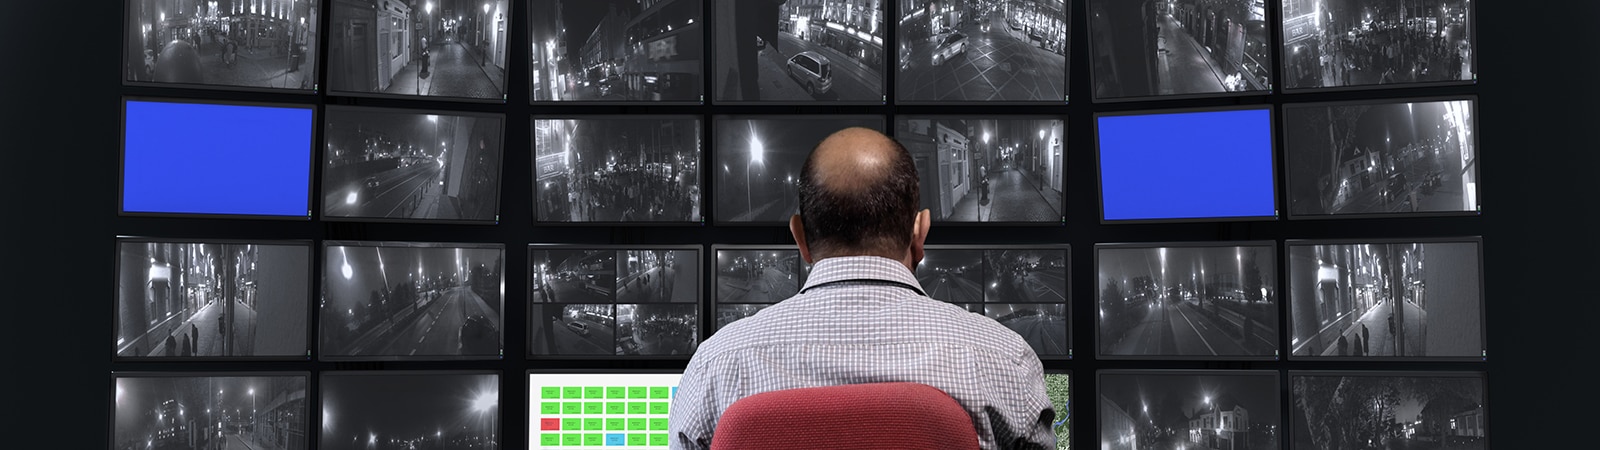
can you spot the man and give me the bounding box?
[669,128,1055,450]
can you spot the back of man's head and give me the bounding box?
[796,127,922,260]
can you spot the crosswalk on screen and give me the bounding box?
[529,373,683,449]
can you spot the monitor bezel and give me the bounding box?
[1092,240,1282,361]
[526,244,704,360]
[317,240,508,362]
[120,96,317,220]
[710,115,888,225]
[529,115,708,226]
[319,105,507,225]
[1286,370,1489,450]
[1283,236,1488,362]
[1093,104,1281,224]
[526,0,707,106]
[1277,0,1477,94]
[892,2,1072,105]
[112,236,315,362]
[120,0,323,94]
[110,371,314,450]
[323,2,516,104]
[890,115,1070,226]
[708,0,889,106]
[1281,95,1482,220]
[1082,0,1276,103]
[1095,369,1283,450]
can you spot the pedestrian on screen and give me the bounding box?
[670,128,1056,450]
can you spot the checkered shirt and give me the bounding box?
[669,255,1056,450]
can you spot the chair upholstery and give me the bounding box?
[709,382,981,450]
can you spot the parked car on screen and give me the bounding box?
[786,51,832,96]
[932,32,968,66]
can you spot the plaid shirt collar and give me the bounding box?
[799,255,928,297]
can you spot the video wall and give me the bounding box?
[114,1,1486,450]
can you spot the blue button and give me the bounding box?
[606,434,626,446]
[671,387,678,398]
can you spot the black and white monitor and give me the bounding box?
[319,241,505,361]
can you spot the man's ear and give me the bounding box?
[790,214,814,264]
[910,209,931,265]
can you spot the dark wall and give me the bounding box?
[5,0,1592,447]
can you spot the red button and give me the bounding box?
[541,418,561,430]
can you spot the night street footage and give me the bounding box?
[1282,0,1474,90]
[323,108,504,222]
[533,118,702,222]
[115,375,308,450]
[529,249,700,356]
[125,0,321,90]
[1285,99,1478,217]
[1097,244,1279,358]
[897,0,1068,102]
[320,243,504,359]
[528,0,704,102]
[327,0,512,99]
[1099,371,1280,450]
[1292,374,1485,450]
[321,372,501,450]
[117,241,309,358]
[713,0,886,102]
[897,117,1064,222]
[713,116,882,222]
[1288,241,1484,359]
[1088,0,1273,99]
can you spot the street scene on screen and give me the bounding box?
[714,117,881,222]
[328,0,510,98]
[714,0,885,102]
[323,110,503,222]
[1097,245,1279,358]
[1288,242,1483,358]
[530,249,700,356]
[528,0,703,102]
[715,250,803,304]
[1292,374,1485,450]
[321,373,500,450]
[320,244,504,358]
[116,375,307,450]
[1285,99,1478,216]
[897,0,1067,102]
[1282,0,1474,89]
[916,249,986,303]
[125,0,320,90]
[1088,0,1272,99]
[1100,372,1280,450]
[897,118,1063,222]
[616,304,698,355]
[117,242,308,358]
[616,250,698,303]
[533,118,702,222]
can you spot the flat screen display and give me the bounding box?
[1287,239,1485,361]
[121,99,313,218]
[1281,0,1475,91]
[1096,108,1277,222]
[1044,372,1071,450]
[1098,371,1281,450]
[916,246,1071,358]
[713,116,883,223]
[323,107,505,223]
[326,0,512,100]
[528,372,684,449]
[1095,242,1279,360]
[319,242,505,360]
[895,117,1065,223]
[711,0,886,103]
[1290,372,1486,450]
[115,239,310,359]
[896,0,1069,103]
[113,373,309,450]
[1284,98,1479,218]
[1086,0,1273,101]
[528,0,704,103]
[533,117,703,223]
[711,246,809,332]
[529,246,701,357]
[320,372,500,450]
[124,0,322,91]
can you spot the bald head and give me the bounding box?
[796,127,923,260]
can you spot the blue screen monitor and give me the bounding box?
[1095,107,1277,222]
[121,98,314,218]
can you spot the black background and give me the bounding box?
[4,0,1592,448]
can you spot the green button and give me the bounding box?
[606,418,626,431]
[563,387,583,399]
[540,433,560,446]
[649,418,668,431]
[561,433,582,446]
[606,402,626,414]
[628,402,647,415]
[649,387,670,399]
[541,402,560,415]
[627,418,647,431]
[585,386,605,399]
[627,434,646,446]
[584,418,604,431]
[541,387,562,399]
[628,386,648,398]
[585,433,604,446]
[650,433,669,446]
[649,402,670,415]
[584,402,604,414]
[562,418,582,430]
[607,386,627,399]
[562,402,582,414]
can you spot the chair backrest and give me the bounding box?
[709,382,981,450]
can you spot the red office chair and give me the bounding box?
[709,382,981,450]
